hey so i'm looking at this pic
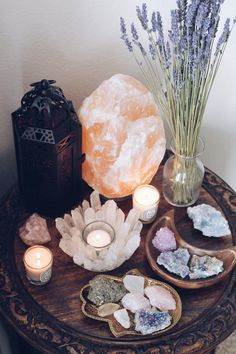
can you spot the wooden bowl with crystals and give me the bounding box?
[80,268,182,337]
[146,210,236,289]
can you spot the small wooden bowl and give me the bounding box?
[146,210,236,289]
[80,268,182,337]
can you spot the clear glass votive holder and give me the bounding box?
[23,245,53,286]
[82,221,115,251]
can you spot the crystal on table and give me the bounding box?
[187,204,230,237]
[189,255,224,279]
[152,226,177,252]
[157,248,191,278]
[87,276,126,306]
[134,308,171,335]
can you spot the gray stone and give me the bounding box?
[187,204,230,237]
[134,308,171,335]
[88,276,126,306]
[157,248,190,278]
[189,255,224,279]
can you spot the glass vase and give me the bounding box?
[162,138,205,207]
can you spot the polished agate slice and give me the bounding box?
[187,204,230,237]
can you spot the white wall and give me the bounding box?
[0,0,236,197]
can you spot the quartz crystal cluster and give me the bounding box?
[19,213,51,246]
[187,204,230,237]
[157,248,191,278]
[78,74,166,198]
[157,248,224,279]
[152,226,177,252]
[87,273,176,335]
[55,191,142,272]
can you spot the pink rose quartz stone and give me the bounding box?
[79,74,166,198]
[144,286,176,311]
[121,293,150,313]
[152,227,177,252]
[19,213,51,246]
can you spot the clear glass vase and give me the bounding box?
[162,138,205,207]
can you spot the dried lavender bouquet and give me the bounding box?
[120,0,235,205]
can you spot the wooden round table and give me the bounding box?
[0,161,236,354]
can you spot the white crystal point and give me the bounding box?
[121,293,150,313]
[98,303,120,317]
[82,200,90,214]
[123,234,141,258]
[123,275,145,294]
[55,218,72,238]
[90,191,101,211]
[95,210,105,220]
[113,309,131,329]
[187,204,230,237]
[125,208,141,232]
[104,200,117,227]
[59,239,74,257]
[84,208,96,225]
[144,286,176,311]
[64,214,74,227]
[71,210,85,231]
[114,208,125,233]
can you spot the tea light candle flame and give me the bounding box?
[87,229,111,248]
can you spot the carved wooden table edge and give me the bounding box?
[0,166,236,354]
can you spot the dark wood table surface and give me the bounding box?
[0,161,236,354]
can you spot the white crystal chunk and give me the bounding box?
[187,204,230,237]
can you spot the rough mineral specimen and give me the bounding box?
[56,191,142,272]
[123,275,145,294]
[152,227,177,252]
[121,293,150,313]
[187,204,230,237]
[114,308,131,329]
[88,276,126,306]
[134,308,171,335]
[19,213,51,246]
[144,286,176,311]
[97,303,120,317]
[157,248,191,278]
[79,74,166,198]
[189,255,224,279]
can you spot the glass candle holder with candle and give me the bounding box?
[23,245,53,285]
[133,184,160,224]
[82,221,115,252]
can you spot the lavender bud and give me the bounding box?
[131,23,139,41]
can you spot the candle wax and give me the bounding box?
[87,229,111,248]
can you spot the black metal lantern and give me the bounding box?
[12,79,85,216]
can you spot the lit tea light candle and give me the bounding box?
[23,245,53,285]
[87,229,112,248]
[82,221,115,251]
[133,184,160,224]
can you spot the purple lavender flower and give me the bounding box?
[151,12,158,32]
[120,17,133,52]
[149,43,156,60]
[215,18,231,55]
[131,23,139,41]
[136,3,149,30]
[169,9,180,46]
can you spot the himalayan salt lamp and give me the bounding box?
[78,74,166,198]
